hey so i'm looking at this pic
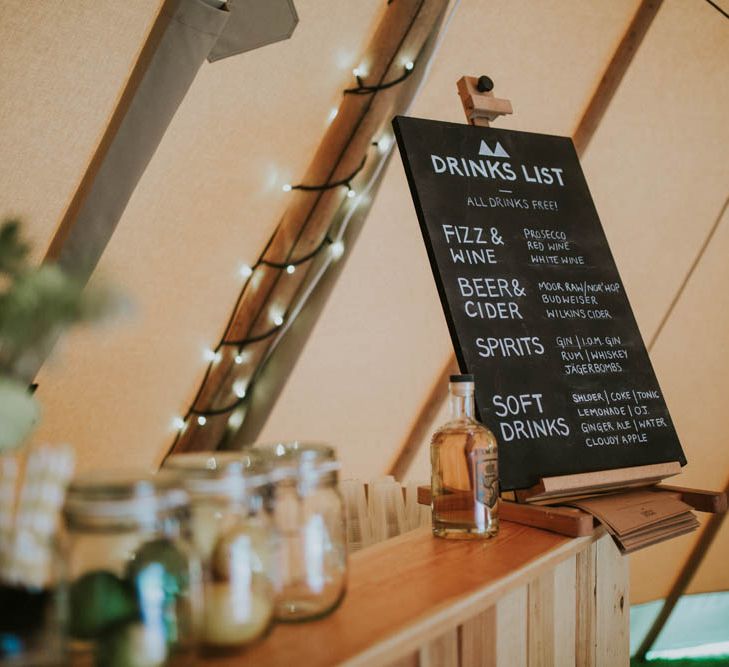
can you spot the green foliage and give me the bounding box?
[0,217,119,449]
[0,219,29,276]
[0,264,110,361]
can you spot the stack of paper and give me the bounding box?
[566,488,699,553]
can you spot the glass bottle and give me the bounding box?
[163,452,276,653]
[430,374,499,538]
[62,471,201,666]
[255,442,346,622]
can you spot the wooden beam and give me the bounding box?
[46,0,229,278]
[572,0,663,156]
[388,0,663,482]
[168,0,450,456]
[45,0,169,267]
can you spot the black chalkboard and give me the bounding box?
[393,115,686,491]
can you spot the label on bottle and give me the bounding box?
[471,452,499,508]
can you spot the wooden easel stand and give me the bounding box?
[447,76,727,538]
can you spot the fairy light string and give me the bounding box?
[284,156,367,193]
[171,55,421,435]
[253,235,335,272]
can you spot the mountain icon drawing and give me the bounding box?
[479,140,510,159]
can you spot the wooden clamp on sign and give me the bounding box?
[456,75,513,127]
[515,460,682,503]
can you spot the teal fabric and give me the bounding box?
[631,592,729,661]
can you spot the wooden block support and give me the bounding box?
[656,484,728,514]
[456,76,513,127]
[515,461,682,503]
[417,485,595,537]
[416,477,726,538]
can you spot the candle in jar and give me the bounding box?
[202,581,273,647]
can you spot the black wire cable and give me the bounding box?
[704,0,729,20]
[190,395,246,417]
[344,65,413,95]
[220,322,284,347]
[289,155,366,191]
[181,232,333,420]
[258,235,333,269]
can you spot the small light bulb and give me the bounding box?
[352,67,361,77]
[172,417,186,431]
[377,136,392,153]
[328,108,338,123]
[405,61,414,71]
[282,183,292,192]
[286,264,296,274]
[203,349,221,363]
[197,416,207,426]
[233,381,247,399]
[273,314,284,327]
[234,354,244,365]
[347,188,356,199]
[329,240,345,260]
[228,410,244,430]
[239,263,253,279]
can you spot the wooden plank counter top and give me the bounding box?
[203,522,619,667]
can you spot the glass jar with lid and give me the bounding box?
[62,471,201,666]
[255,442,346,622]
[163,452,276,652]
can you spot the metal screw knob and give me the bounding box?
[477,75,494,93]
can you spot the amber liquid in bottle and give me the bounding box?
[431,375,499,538]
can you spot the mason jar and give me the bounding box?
[255,442,347,622]
[163,452,276,652]
[62,471,201,666]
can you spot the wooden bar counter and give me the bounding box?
[204,522,628,666]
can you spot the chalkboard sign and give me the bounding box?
[393,115,686,491]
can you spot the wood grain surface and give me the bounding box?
[203,524,600,667]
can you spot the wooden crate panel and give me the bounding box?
[420,628,459,667]
[460,606,497,667]
[595,534,629,667]
[496,586,528,667]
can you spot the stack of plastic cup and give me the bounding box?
[340,479,371,553]
[368,477,407,544]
